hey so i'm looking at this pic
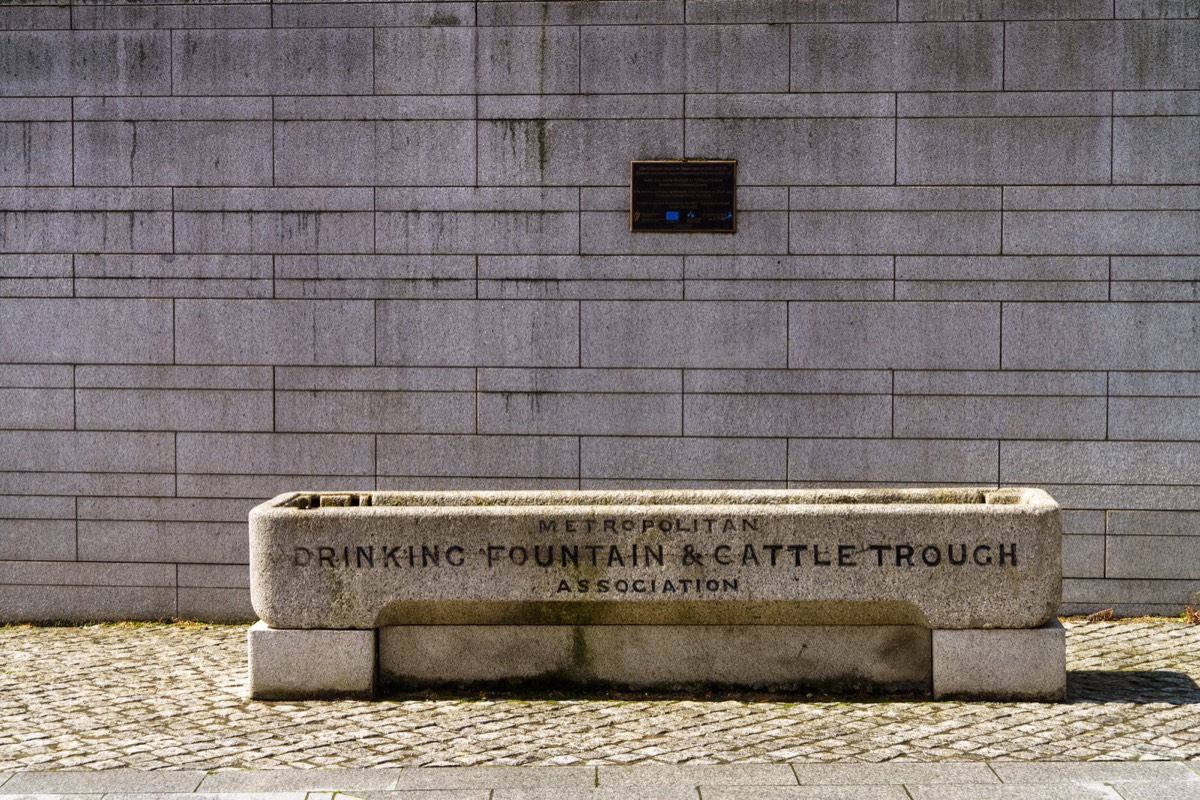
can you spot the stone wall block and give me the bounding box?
[78,495,260,524]
[178,588,254,624]
[684,24,791,92]
[1108,509,1200,536]
[275,120,475,187]
[270,1,471,28]
[0,122,72,186]
[685,369,892,395]
[0,254,72,298]
[582,436,786,482]
[0,520,76,561]
[1113,117,1200,183]
[1063,535,1105,578]
[0,365,75,430]
[1063,578,1200,616]
[176,473,369,500]
[0,561,177,622]
[684,394,892,438]
[1003,302,1200,370]
[896,255,1110,302]
[791,211,1000,255]
[0,430,175,473]
[174,212,374,255]
[580,25,686,93]
[376,211,580,255]
[1111,369,1200,396]
[1004,210,1200,254]
[481,256,683,285]
[894,395,1108,440]
[0,211,172,254]
[788,439,999,484]
[686,118,894,185]
[275,255,475,300]
[688,0,895,23]
[895,369,1107,396]
[75,121,273,187]
[275,390,476,434]
[898,117,1112,184]
[0,32,169,95]
[174,299,374,366]
[177,432,375,477]
[78,520,248,564]
[792,23,1003,91]
[478,368,682,436]
[479,1,684,25]
[480,392,681,436]
[580,300,787,368]
[1006,20,1200,89]
[0,299,173,363]
[74,254,274,299]
[375,27,475,94]
[479,119,682,186]
[377,300,580,367]
[476,26,580,93]
[901,0,1115,20]
[1001,441,1200,485]
[790,302,1001,369]
[1116,0,1200,17]
[0,6,70,29]
[378,434,580,479]
[1107,535,1200,579]
[1109,397,1200,440]
[1114,90,1200,115]
[174,29,373,95]
[76,3,269,29]
[76,388,273,433]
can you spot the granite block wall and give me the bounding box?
[1,2,1198,621]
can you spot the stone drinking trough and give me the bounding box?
[247,488,1064,700]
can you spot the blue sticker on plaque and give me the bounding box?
[630,160,737,233]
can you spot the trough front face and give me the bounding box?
[249,488,1062,631]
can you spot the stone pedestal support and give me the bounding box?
[247,621,1068,701]
[932,620,1066,701]
[247,621,375,700]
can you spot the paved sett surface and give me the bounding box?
[1,762,1200,800]
[1,619,1199,774]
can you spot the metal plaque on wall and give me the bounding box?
[630,160,737,233]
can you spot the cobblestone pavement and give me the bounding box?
[1,620,1198,771]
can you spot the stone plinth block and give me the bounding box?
[249,488,1062,631]
[247,621,375,700]
[379,624,931,693]
[932,620,1066,701]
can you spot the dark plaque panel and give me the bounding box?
[630,160,737,233]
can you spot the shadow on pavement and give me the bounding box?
[1068,670,1200,704]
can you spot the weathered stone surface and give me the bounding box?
[247,621,374,700]
[932,621,1067,700]
[249,488,1062,631]
[379,624,932,692]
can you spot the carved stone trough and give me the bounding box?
[247,487,1064,700]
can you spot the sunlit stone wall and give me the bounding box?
[1,2,1198,621]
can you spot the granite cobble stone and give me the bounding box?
[2,620,1199,771]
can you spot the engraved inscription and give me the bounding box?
[288,514,1021,601]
